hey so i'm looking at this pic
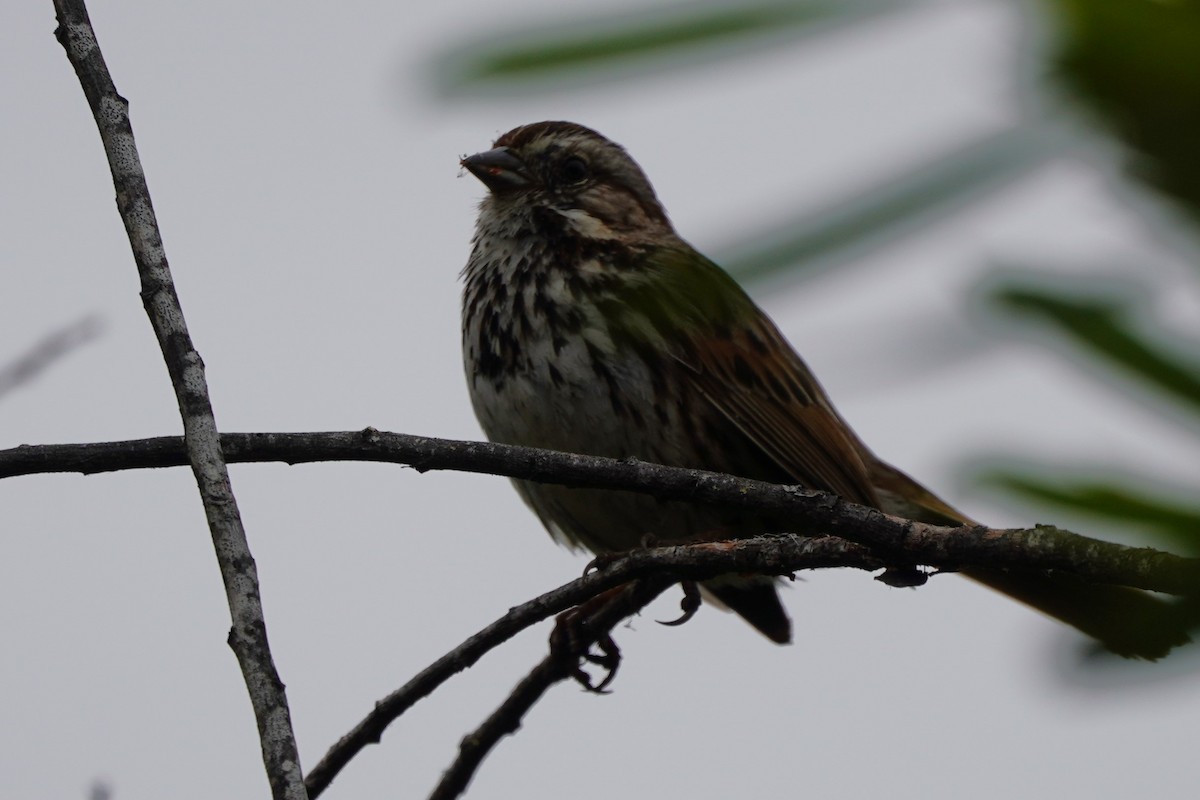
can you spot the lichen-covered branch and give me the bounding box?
[51,3,305,798]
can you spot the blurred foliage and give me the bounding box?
[718,127,1065,283]
[1050,0,1200,226]
[433,0,903,94]
[449,3,822,79]
[993,283,1200,414]
[978,276,1200,579]
[977,275,1200,557]
[978,0,1200,584]
[0,316,102,401]
[986,472,1200,558]
[431,0,1200,653]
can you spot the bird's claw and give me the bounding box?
[582,553,621,575]
[583,534,660,575]
[575,634,621,693]
[657,580,702,627]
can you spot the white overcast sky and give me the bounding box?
[4,1,1200,799]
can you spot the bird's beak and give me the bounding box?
[461,147,530,192]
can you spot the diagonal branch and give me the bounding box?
[427,577,677,800]
[51,4,305,798]
[3,429,1198,594]
[305,535,877,798]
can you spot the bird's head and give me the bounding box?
[461,121,674,242]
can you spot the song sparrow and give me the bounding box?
[461,120,1183,657]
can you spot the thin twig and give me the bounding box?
[3,430,1197,594]
[306,535,876,797]
[0,315,102,400]
[51,4,305,798]
[427,577,676,800]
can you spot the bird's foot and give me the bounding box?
[551,588,625,693]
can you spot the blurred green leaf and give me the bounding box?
[983,470,1200,556]
[724,126,1066,285]
[1048,0,1200,224]
[991,283,1200,414]
[470,5,820,77]
[432,0,906,93]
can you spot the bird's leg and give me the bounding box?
[584,533,701,629]
[657,580,702,628]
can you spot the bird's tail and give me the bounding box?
[703,579,792,644]
[869,459,1192,660]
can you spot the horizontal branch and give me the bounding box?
[3,429,1198,594]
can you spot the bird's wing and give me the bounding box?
[634,245,881,506]
[677,318,880,507]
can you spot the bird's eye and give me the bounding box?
[559,156,590,185]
